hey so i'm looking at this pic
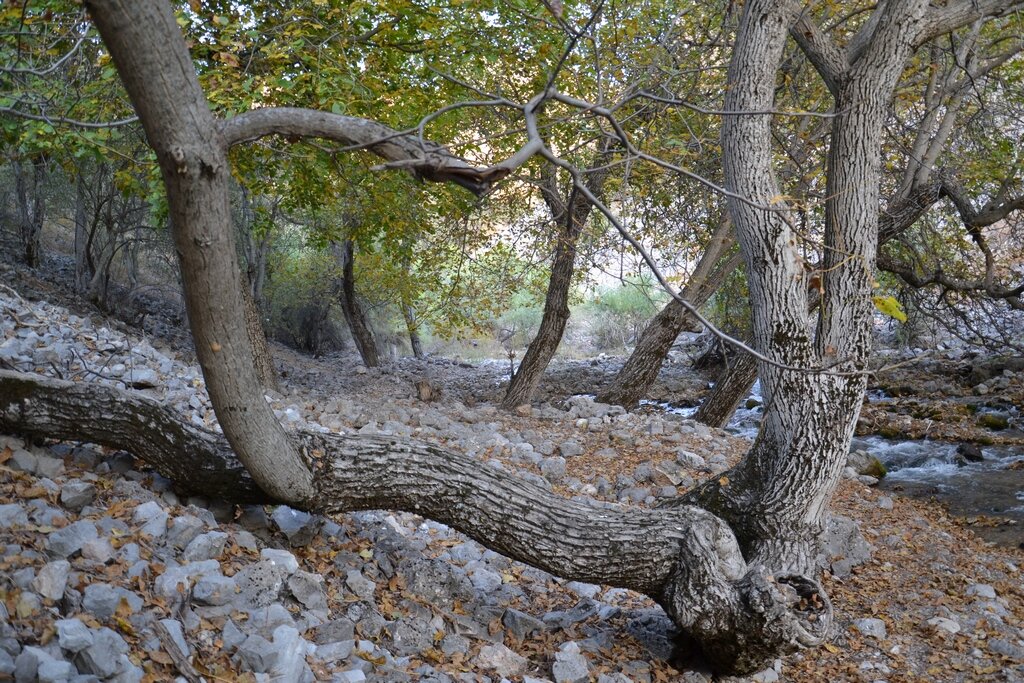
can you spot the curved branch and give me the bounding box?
[0,369,830,674]
[789,13,847,96]
[218,107,510,195]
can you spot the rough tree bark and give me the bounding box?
[242,284,279,391]
[332,239,380,368]
[501,160,610,409]
[597,216,740,408]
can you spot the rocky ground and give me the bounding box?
[1,255,1023,682]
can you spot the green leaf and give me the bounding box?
[872,295,907,323]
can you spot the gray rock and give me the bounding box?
[237,634,277,673]
[260,548,299,575]
[559,441,584,457]
[852,618,887,640]
[132,501,163,523]
[333,670,367,682]
[476,643,528,678]
[503,608,546,640]
[153,560,221,599]
[83,583,140,621]
[56,619,94,653]
[75,628,129,678]
[9,449,37,474]
[540,456,567,482]
[552,643,589,683]
[988,639,1024,661]
[676,450,705,469]
[316,638,355,663]
[543,600,600,630]
[309,619,356,645]
[0,504,28,529]
[222,619,247,652]
[345,570,376,600]
[288,571,328,611]
[37,656,75,683]
[158,619,191,659]
[925,616,961,634]
[268,625,313,682]
[193,574,236,606]
[127,368,160,389]
[818,515,871,577]
[46,521,99,559]
[34,455,65,479]
[271,506,321,547]
[32,560,71,601]
[182,531,228,561]
[389,619,434,656]
[966,583,997,599]
[469,568,502,594]
[234,561,290,608]
[166,515,205,549]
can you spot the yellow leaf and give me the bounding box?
[872,295,908,323]
[718,476,730,487]
[823,642,839,653]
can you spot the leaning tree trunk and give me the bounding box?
[242,284,279,391]
[501,162,609,409]
[598,216,740,409]
[13,157,46,268]
[332,239,380,368]
[0,368,830,674]
[694,352,758,427]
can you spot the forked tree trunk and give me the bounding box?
[13,157,46,268]
[501,162,609,409]
[598,216,740,408]
[332,239,380,368]
[678,0,933,576]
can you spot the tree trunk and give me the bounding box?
[332,239,380,368]
[402,302,424,359]
[597,216,739,408]
[501,161,609,409]
[73,173,93,293]
[13,157,46,268]
[242,284,279,391]
[694,352,758,427]
[86,0,314,503]
[0,368,830,674]
[679,0,932,576]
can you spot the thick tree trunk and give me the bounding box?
[13,157,46,268]
[597,217,739,409]
[501,162,609,409]
[0,368,829,674]
[242,284,279,391]
[680,0,932,576]
[332,239,380,368]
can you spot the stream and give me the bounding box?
[651,384,1024,546]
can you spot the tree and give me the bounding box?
[4,0,1023,674]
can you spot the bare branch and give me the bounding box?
[916,0,1024,47]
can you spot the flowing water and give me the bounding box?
[651,383,1024,546]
